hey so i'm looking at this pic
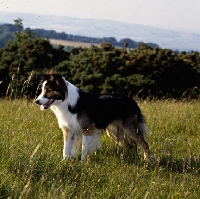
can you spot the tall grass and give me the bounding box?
[0,99,200,198]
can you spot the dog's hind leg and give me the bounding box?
[132,123,153,163]
[127,116,153,163]
[137,134,152,163]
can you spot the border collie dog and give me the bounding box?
[35,73,152,162]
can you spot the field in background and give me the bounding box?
[0,99,200,198]
[49,39,101,48]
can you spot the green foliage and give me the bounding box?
[1,20,200,98]
[54,44,200,98]
[0,21,70,97]
[0,99,199,198]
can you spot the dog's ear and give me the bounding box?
[54,74,68,94]
[51,74,63,81]
[37,72,49,83]
[48,74,68,95]
[38,70,55,83]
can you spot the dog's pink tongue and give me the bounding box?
[40,105,45,111]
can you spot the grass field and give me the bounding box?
[0,99,200,199]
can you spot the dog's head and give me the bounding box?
[35,73,67,110]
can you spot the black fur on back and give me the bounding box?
[68,89,144,129]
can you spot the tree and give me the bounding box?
[0,19,70,97]
[14,18,23,31]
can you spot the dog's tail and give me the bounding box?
[138,113,149,141]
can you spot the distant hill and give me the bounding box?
[1,11,200,51]
[0,23,159,49]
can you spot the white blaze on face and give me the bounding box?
[37,81,46,98]
[36,81,50,110]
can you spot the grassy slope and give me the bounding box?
[0,99,200,199]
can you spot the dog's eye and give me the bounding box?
[45,88,52,93]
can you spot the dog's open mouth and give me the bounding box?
[40,99,55,110]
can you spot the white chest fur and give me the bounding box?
[50,102,80,132]
[50,80,81,133]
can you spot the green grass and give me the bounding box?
[0,99,200,199]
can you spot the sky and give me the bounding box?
[0,0,200,33]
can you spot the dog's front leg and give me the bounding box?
[61,126,74,159]
[81,132,101,161]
